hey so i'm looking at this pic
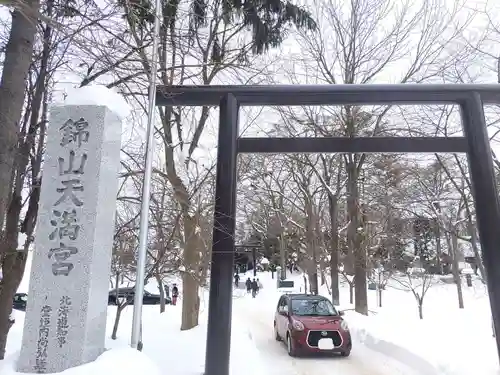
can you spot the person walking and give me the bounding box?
[171,283,179,306]
[245,277,252,293]
[234,273,240,287]
[251,278,258,298]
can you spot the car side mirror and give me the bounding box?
[281,306,289,316]
[338,310,344,316]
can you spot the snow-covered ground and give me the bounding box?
[3,259,499,375]
[232,270,499,375]
[3,283,268,375]
[334,275,498,375]
[281,270,498,375]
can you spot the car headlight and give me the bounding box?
[292,320,305,331]
[340,320,349,331]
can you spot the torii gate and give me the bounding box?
[156,84,500,375]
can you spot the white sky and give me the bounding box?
[2,0,500,177]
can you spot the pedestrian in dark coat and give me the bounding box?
[251,278,258,298]
[172,284,179,306]
[245,278,252,293]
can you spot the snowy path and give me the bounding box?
[233,295,421,375]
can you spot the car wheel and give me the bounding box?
[286,333,296,357]
[340,350,351,357]
[274,322,281,341]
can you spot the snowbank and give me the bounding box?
[4,298,266,375]
[326,276,499,375]
[257,269,500,375]
[1,348,161,375]
[59,85,131,120]
[160,317,267,375]
[345,306,500,375]
[2,308,160,375]
[345,311,440,375]
[112,302,267,375]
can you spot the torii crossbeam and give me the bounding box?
[156,84,500,375]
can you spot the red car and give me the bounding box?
[273,293,352,357]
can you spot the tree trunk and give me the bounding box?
[468,219,486,282]
[305,202,318,295]
[181,214,200,330]
[349,281,354,304]
[279,237,287,280]
[449,230,464,309]
[111,304,127,340]
[0,1,40,234]
[328,194,340,305]
[111,272,127,339]
[309,271,318,295]
[347,161,368,315]
[436,225,442,274]
[323,155,342,304]
[378,288,383,308]
[0,250,27,358]
[0,186,28,358]
[0,207,25,359]
[418,300,424,320]
[0,187,39,359]
[156,272,166,313]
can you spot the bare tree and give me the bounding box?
[287,155,323,294]
[76,0,316,331]
[109,219,137,340]
[0,0,91,355]
[392,267,435,319]
[280,0,473,315]
[0,0,40,236]
[434,154,486,282]
[407,159,466,309]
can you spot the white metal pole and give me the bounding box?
[130,0,162,349]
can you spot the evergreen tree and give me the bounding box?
[123,0,317,54]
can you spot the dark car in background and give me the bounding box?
[13,289,170,311]
[13,293,28,311]
[274,293,352,357]
[108,287,171,306]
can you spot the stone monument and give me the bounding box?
[17,104,122,373]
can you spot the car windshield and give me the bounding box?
[291,298,338,316]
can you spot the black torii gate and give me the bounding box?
[156,84,500,375]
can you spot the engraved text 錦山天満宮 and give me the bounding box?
[48,117,90,276]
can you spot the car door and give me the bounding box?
[277,296,289,337]
[275,296,283,333]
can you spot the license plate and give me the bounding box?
[318,338,335,350]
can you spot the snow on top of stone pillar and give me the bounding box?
[60,85,131,120]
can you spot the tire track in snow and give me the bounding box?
[233,295,422,375]
[233,297,382,375]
